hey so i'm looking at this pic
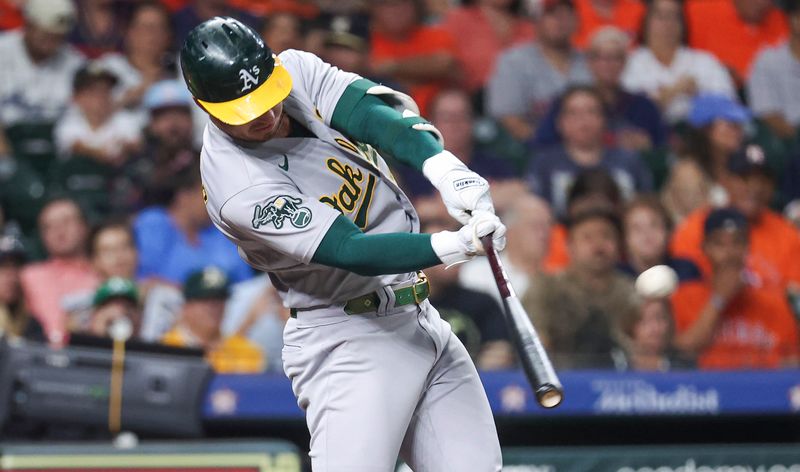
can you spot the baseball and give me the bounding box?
[635,265,679,298]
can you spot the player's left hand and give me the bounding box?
[423,150,494,224]
[469,210,507,255]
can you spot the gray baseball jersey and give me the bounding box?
[200,49,419,309]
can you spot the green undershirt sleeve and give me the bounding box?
[312,215,441,276]
[330,79,443,171]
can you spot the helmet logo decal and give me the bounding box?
[238,65,261,92]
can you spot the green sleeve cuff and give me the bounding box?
[312,215,440,276]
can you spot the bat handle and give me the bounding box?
[480,234,512,299]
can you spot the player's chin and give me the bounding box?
[249,115,286,142]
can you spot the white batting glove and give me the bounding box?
[422,150,495,224]
[430,210,507,267]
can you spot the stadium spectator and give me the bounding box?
[172,0,258,50]
[441,0,535,93]
[97,1,174,112]
[87,276,142,339]
[486,0,591,141]
[671,208,800,369]
[522,207,633,369]
[460,194,553,301]
[661,158,712,225]
[420,200,514,371]
[54,62,142,166]
[621,0,736,124]
[526,85,652,218]
[260,10,303,54]
[0,234,44,341]
[89,221,137,280]
[20,197,100,345]
[614,295,691,371]
[112,80,196,213]
[536,26,667,152]
[620,195,700,281]
[572,0,645,49]
[368,0,458,115]
[0,0,83,176]
[320,14,371,78]
[747,0,800,141]
[68,0,125,58]
[133,163,252,285]
[543,168,624,272]
[397,88,517,197]
[162,266,264,373]
[681,94,750,204]
[686,0,788,84]
[671,145,800,290]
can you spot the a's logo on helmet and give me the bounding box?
[238,65,261,92]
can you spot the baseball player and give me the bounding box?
[180,17,506,471]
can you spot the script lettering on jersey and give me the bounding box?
[319,158,364,213]
[252,195,312,230]
[319,158,376,229]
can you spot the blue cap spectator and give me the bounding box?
[143,79,194,113]
[687,94,750,128]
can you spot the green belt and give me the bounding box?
[290,274,430,318]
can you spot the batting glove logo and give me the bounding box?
[252,195,312,230]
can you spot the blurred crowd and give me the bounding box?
[1,0,800,374]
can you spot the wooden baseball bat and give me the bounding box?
[480,234,564,408]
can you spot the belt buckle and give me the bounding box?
[413,271,428,304]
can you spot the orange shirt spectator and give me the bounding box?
[0,0,23,30]
[369,0,457,115]
[671,207,800,289]
[685,0,788,81]
[442,4,535,91]
[671,208,800,370]
[672,280,800,369]
[573,0,646,48]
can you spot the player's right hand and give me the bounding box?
[430,211,506,267]
[422,150,495,225]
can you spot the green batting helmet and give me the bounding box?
[180,16,292,125]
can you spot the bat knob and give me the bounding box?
[536,385,564,409]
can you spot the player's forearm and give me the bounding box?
[312,215,441,276]
[331,79,443,170]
